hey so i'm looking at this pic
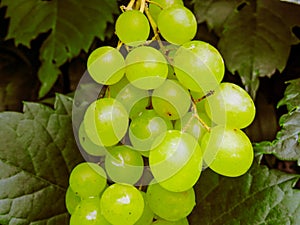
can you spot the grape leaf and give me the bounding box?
[190,162,300,225]
[281,0,300,5]
[0,0,119,98]
[0,94,83,225]
[254,78,300,164]
[193,0,300,98]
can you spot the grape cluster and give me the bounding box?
[66,0,256,224]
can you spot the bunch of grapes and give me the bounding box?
[66,0,256,224]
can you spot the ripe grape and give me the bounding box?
[69,162,107,198]
[100,183,144,225]
[125,46,168,90]
[83,98,129,147]
[129,109,173,154]
[152,79,191,120]
[149,0,184,22]
[152,218,189,225]
[65,186,81,214]
[135,192,154,225]
[70,197,111,225]
[115,10,150,46]
[146,182,195,221]
[157,6,197,45]
[108,76,150,119]
[87,46,125,85]
[78,122,107,156]
[105,145,144,185]
[201,125,254,177]
[174,41,225,92]
[149,130,202,192]
[205,82,256,128]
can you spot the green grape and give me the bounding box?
[135,192,154,225]
[108,76,150,119]
[174,112,207,141]
[152,79,191,120]
[201,125,254,177]
[115,10,150,46]
[70,197,111,225]
[83,98,129,147]
[129,109,173,154]
[174,41,225,92]
[69,162,107,198]
[152,218,189,225]
[146,182,195,221]
[87,46,125,85]
[78,122,107,156]
[100,183,144,225]
[105,145,144,185]
[65,186,81,215]
[157,6,197,45]
[149,0,183,22]
[125,46,168,90]
[149,130,202,192]
[205,82,256,129]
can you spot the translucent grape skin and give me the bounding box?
[174,41,225,92]
[69,162,107,198]
[83,98,129,147]
[205,82,256,129]
[105,145,144,185]
[152,218,189,225]
[135,192,154,225]
[115,10,150,46]
[87,46,125,85]
[100,183,144,225]
[152,79,191,120]
[70,197,111,225]
[157,6,197,45]
[125,46,168,90]
[108,76,150,119]
[65,186,81,215]
[129,109,173,154]
[146,182,196,221]
[78,122,107,156]
[149,130,202,192]
[149,0,184,22]
[201,125,254,177]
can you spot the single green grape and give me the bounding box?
[201,125,254,177]
[149,130,202,192]
[87,46,125,85]
[100,183,144,225]
[174,112,207,141]
[152,79,191,120]
[115,10,150,46]
[69,162,107,198]
[149,0,183,22]
[134,192,154,225]
[65,186,81,215]
[105,145,144,185]
[70,197,111,225]
[129,109,173,154]
[157,6,197,45]
[108,76,150,119]
[78,122,107,156]
[152,218,189,225]
[146,182,195,221]
[125,46,168,90]
[205,82,256,129]
[174,41,225,92]
[83,98,129,147]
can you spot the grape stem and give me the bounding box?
[194,90,215,103]
[191,102,211,132]
[127,0,136,9]
[146,0,164,9]
[116,40,123,50]
[139,0,146,12]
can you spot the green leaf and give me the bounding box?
[281,0,300,5]
[190,162,300,225]
[193,0,300,98]
[254,78,300,164]
[0,94,83,225]
[0,0,119,98]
